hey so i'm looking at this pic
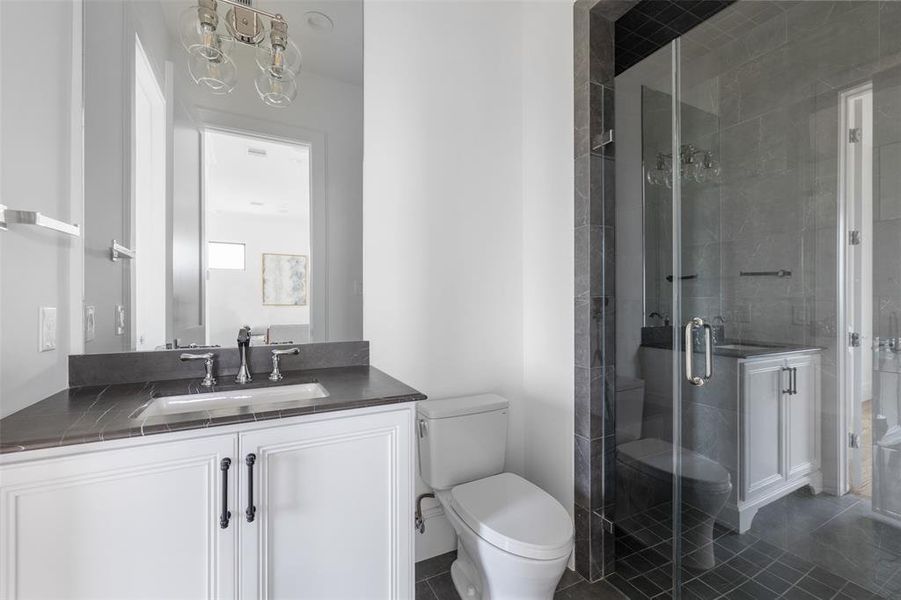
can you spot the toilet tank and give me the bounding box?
[615,376,645,443]
[417,394,509,490]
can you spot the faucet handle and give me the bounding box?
[271,347,300,357]
[180,352,216,387]
[269,347,299,381]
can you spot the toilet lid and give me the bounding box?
[617,438,732,493]
[450,472,573,560]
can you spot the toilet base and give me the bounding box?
[450,542,482,599]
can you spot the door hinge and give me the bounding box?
[849,230,861,245]
[849,331,861,347]
[849,128,863,143]
[849,432,862,449]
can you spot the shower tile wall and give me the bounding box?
[574,0,635,583]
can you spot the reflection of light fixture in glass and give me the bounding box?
[180,0,303,108]
[646,144,720,187]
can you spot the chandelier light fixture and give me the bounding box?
[179,0,302,107]
[646,144,721,188]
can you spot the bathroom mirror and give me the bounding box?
[80,0,363,353]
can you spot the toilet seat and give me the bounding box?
[617,438,731,494]
[448,472,573,560]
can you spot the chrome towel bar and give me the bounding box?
[0,204,80,237]
[110,239,135,262]
[740,270,792,278]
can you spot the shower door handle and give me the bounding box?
[684,317,713,386]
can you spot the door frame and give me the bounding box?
[194,108,328,344]
[837,81,874,495]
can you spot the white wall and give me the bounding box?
[0,1,80,417]
[363,0,574,561]
[206,212,310,347]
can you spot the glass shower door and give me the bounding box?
[668,1,901,598]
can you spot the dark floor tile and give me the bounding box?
[753,569,793,595]
[808,565,849,591]
[796,574,840,599]
[557,568,586,592]
[765,559,805,584]
[749,539,783,559]
[606,573,649,599]
[724,579,776,600]
[839,581,885,599]
[426,572,461,600]
[738,546,775,570]
[416,580,439,600]
[416,551,457,582]
[726,555,760,578]
[716,533,759,555]
[681,578,720,600]
[782,585,819,600]
[779,552,815,575]
[645,565,674,591]
[631,574,664,597]
[555,579,630,600]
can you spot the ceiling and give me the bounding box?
[161,0,363,85]
[204,129,311,218]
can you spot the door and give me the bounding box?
[741,358,786,499]
[0,435,237,599]
[239,409,413,599]
[787,355,821,480]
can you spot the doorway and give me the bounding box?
[201,129,312,348]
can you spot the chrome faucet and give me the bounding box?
[269,347,300,381]
[235,326,253,384]
[180,352,217,387]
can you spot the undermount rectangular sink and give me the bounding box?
[136,382,330,419]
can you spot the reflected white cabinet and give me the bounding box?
[0,406,414,600]
[737,352,821,532]
[0,434,237,599]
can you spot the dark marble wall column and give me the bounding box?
[573,0,632,583]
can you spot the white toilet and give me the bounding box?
[417,394,574,600]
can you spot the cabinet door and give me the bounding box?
[741,358,787,499]
[786,354,820,479]
[0,435,237,599]
[239,408,413,600]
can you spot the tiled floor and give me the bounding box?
[612,489,901,599]
[413,490,901,600]
[414,551,627,600]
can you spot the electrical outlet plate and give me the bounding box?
[85,305,96,342]
[39,307,57,352]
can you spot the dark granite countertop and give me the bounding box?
[642,341,822,358]
[0,366,426,455]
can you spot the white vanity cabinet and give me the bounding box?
[0,405,414,600]
[238,410,414,599]
[737,351,821,532]
[0,434,238,599]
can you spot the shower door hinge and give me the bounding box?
[849,128,863,143]
[849,230,861,245]
[849,432,862,449]
[849,331,861,347]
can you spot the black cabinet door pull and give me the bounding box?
[245,453,257,523]
[220,457,232,529]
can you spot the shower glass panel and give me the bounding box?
[616,1,901,598]
[672,1,901,597]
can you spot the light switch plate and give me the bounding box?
[115,305,126,336]
[39,307,57,352]
[85,305,96,342]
